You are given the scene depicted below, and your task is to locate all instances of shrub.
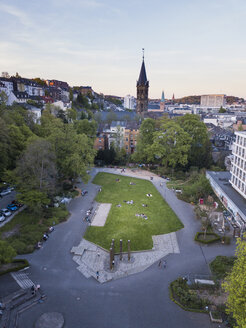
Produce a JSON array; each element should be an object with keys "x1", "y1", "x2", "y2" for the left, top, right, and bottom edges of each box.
[
  {"x1": 194, "y1": 232, "x2": 221, "y2": 244},
  {"x1": 0, "y1": 240, "x2": 16, "y2": 264},
  {"x1": 170, "y1": 277, "x2": 209, "y2": 311},
  {"x1": 210, "y1": 256, "x2": 236, "y2": 280}
]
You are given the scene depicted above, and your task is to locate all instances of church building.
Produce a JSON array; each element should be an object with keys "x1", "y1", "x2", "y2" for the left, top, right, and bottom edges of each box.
[{"x1": 136, "y1": 50, "x2": 149, "y2": 115}]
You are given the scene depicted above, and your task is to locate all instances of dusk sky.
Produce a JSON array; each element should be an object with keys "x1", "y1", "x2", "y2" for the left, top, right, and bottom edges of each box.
[{"x1": 0, "y1": 0, "x2": 245, "y2": 99}]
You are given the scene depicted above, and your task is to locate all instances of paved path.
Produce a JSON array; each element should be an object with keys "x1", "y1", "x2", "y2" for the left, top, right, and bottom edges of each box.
[{"x1": 1, "y1": 167, "x2": 236, "y2": 328}]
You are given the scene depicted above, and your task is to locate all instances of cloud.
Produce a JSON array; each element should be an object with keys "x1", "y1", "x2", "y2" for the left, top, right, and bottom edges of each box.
[{"x1": 0, "y1": 3, "x2": 32, "y2": 27}]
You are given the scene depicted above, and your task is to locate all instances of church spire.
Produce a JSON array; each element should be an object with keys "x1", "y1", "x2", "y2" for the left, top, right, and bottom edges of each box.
[{"x1": 136, "y1": 49, "x2": 149, "y2": 115}]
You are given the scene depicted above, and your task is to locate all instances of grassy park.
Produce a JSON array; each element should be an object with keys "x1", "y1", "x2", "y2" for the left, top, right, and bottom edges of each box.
[{"x1": 84, "y1": 173, "x2": 183, "y2": 252}]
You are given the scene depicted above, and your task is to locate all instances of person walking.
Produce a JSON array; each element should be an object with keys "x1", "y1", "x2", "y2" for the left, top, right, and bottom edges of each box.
[
  {"x1": 158, "y1": 260, "x2": 162, "y2": 268},
  {"x1": 163, "y1": 260, "x2": 167, "y2": 269},
  {"x1": 96, "y1": 271, "x2": 99, "y2": 280}
]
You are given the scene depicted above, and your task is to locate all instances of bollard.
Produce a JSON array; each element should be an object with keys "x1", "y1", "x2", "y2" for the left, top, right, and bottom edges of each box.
[
  {"x1": 128, "y1": 240, "x2": 131, "y2": 261},
  {"x1": 120, "y1": 239, "x2": 123, "y2": 261},
  {"x1": 112, "y1": 239, "x2": 115, "y2": 256},
  {"x1": 110, "y1": 248, "x2": 113, "y2": 270}
]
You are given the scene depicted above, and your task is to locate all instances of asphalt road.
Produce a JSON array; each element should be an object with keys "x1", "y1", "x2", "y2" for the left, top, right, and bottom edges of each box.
[{"x1": 0, "y1": 168, "x2": 236, "y2": 327}]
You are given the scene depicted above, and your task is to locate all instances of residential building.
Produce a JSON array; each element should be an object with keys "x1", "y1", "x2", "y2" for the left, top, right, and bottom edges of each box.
[
  {"x1": 200, "y1": 94, "x2": 226, "y2": 107},
  {"x1": 94, "y1": 133, "x2": 108, "y2": 151},
  {"x1": 108, "y1": 121, "x2": 126, "y2": 149},
  {"x1": 124, "y1": 95, "x2": 135, "y2": 110},
  {"x1": 124, "y1": 122, "x2": 139, "y2": 154},
  {"x1": 0, "y1": 77, "x2": 14, "y2": 96},
  {"x1": 230, "y1": 131, "x2": 246, "y2": 200},
  {"x1": 136, "y1": 52, "x2": 149, "y2": 115},
  {"x1": 46, "y1": 79, "x2": 69, "y2": 91}
]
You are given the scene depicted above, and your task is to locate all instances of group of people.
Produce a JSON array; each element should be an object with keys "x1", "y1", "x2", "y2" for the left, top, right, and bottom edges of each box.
[{"x1": 135, "y1": 213, "x2": 148, "y2": 220}]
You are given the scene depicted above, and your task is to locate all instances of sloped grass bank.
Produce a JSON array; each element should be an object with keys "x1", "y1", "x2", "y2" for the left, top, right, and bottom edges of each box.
[
  {"x1": 84, "y1": 172, "x2": 183, "y2": 252},
  {"x1": 0, "y1": 206, "x2": 69, "y2": 254}
]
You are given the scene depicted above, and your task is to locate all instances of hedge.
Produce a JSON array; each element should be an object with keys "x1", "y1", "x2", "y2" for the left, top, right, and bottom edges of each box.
[
  {"x1": 0, "y1": 259, "x2": 29, "y2": 276},
  {"x1": 169, "y1": 285, "x2": 208, "y2": 314},
  {"x1": 194, "y1": 232, "x2": 221, "y2": 244}
]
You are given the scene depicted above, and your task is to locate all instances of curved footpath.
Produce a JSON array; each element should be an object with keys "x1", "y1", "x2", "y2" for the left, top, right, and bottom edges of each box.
[{"x1": 1, "y1": 168, "x2": 236, "y2": 328}]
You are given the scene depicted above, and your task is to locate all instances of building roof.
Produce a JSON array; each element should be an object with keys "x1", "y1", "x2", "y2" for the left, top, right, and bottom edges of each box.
[
  {"x1": 111, "y1": 121, "x2": 127, "y2": 128},
  {"x1": 126, "y1": 121, "x2": 140, "y2": 130},
  {"x1": 148, "y1": 104, "x2": 160, "y2": 110},
  {"x1": 207, "y1": 171, "x2": 246, "y2": 219},
  {"x1": 137, "y1": 60, "x2": 148, "y2": 86}
]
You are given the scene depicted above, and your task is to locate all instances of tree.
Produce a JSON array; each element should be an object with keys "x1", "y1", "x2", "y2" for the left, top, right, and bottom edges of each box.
[
  {"x1": 132, "y1": 118, "x2": 156, "y2": 163},
  {"x1": 149, "y1": 119, "x2": 191, "y2": 168},
  {"x1": 1, "y1": 72, "x2": 10, "y2": 78},
  {"x1": 223, "y1": 237, "x2": 246, "y2": 327},
  {"x1": 0, "y1": 241, "x2": 16, "y2": 264},
  {"x1": 219, "y1": 106, "x2": 227, "y2": 113},
  {"x1": 0, "y1": 91, "x2": 8, "y2": 105},
  {"x1": 0, "y1": 118, "x2": 10, "y2": 175},
  {"x1": 177, "y1": 114, "x2": 212, "y2": 168},
  {"x1": 74, "y1": 119, "x2": 97, "y2": 139},
  {"x1": 32, "y1": 77, "x2": 47, "y2": 87},
  {"x1": 15, "y1": 139, "x2": 57, "y2": 211}
]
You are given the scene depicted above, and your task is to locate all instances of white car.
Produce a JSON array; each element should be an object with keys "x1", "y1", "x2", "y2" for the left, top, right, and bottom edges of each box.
[
  {"x1": 0, "y1": 189, "x2": 11, "y2": 196},
  {"x1": 0, "y1": 215, "x2": 5, "y2": 222},
  {"x1": 1, "y1": 208, "x2": 11, "y2": 217}
]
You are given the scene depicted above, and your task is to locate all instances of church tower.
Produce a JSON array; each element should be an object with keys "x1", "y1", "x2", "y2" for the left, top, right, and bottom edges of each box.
[
  {"x1": 136, "y1": 49, "x2": 149, "y2": 115},
  {"x1": 160, "y1": 90, "x2": 165, "y2": 111}
]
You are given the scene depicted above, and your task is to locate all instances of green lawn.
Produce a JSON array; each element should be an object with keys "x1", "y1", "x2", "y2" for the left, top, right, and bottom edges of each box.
[{"x1": 84, "y1": 173, "x2": 183, "y2": 252}]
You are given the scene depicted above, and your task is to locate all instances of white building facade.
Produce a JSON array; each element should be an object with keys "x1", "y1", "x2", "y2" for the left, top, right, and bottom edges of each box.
[
  {"x1": 124, "y1": 95, "x2": 135, "y2": 110},
  {"x1": 230, "y1": 131, "x2": 246, "y2": 199},
  {"x1": 201, "y1": 94, "x2": 226, "y2": 107}
]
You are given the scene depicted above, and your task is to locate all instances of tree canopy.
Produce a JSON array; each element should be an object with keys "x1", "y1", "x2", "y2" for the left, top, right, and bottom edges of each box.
[{"x1": 223, "y1": 237, "x2": 246, "y2": 327}]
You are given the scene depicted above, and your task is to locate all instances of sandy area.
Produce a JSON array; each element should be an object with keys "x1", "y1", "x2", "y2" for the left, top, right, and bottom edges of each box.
[{"x1": 91, "y1": 203, "x2": 112, "y2": 227}]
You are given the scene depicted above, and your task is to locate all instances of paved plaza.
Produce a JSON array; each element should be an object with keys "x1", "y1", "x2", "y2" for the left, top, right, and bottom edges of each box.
[
  {"x1": 0, "y1": 167, "x2": 237, "y2": 328},
  {"x1": 71, "y1": 232, "x2": 180, "y2": 283}
]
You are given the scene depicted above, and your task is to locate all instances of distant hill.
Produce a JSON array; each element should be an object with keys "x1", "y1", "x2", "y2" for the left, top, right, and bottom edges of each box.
[
  {"x1": 172, "y1": 95, "x2": 245, "y2": 105},
  {"x1": 173, "y1": 95, "x2": 201, "y2": 105},
  {"x1": 226, "y1": 96, "x2": 245, "y2": 104}
]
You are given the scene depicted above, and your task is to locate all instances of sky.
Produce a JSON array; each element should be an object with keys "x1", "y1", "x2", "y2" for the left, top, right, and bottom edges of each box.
[{"x1": 0, "y1": 0, "x2": 246, "y2": 99}]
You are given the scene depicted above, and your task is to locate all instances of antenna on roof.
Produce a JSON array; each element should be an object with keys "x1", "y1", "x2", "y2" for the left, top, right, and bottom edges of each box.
[{"x1": 142, "y1": 48, "x2": 145, "y2": 60}]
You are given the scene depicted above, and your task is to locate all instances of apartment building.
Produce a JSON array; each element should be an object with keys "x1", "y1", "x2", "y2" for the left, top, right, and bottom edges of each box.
[
  {"x1": 230, "y1": 131, "x2": 246, "y2": 199},
  {"x1": 201, "y1": 94, "x2": 226, "y2": 108},
  {"x1": 124, "y1": 122, "x2": 139, "y2": 155}
]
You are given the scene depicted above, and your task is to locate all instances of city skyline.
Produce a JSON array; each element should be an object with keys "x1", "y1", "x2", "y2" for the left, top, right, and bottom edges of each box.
[{"x1": 0, "y1": 0, "x2": 246, "y2": 99}]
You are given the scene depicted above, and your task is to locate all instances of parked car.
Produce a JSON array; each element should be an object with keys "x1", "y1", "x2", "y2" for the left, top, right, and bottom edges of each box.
[
  {"x1": 1, "y1": 208, "x2": 12, "y2": 217},
  {"x1": 11, "y1": 200, "x2": 23, "y2": 208},
  {"x1": 0, "y1": 189, "x2": 11, "y2": 196},
  {"x1": 0, "y1": 215, "x2": 5, "y2": 222},
  {"x1": 7, "y1": 204, "x2": 18, "y2": 211},
  {"x1": 81, "y1": 190, "x2": 88, "y2": 196}
]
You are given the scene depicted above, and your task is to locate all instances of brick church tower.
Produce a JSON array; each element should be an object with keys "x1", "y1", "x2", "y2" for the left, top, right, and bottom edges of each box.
[{"x1": 136, "y1": 49, "x2": 149, "y2": 115}]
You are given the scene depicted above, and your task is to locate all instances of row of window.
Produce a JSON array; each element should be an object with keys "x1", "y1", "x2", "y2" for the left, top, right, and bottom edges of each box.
[
  {"x1": 233, "y1": 155, "x2": 246, "y2": 170},
  {"x1": 234, "y1": 145, "x2": 246, "y2": 158},
  {"x1": 235, "y1": 135, "x2": 246, "y2": 148},
  {"x1": 231, "y1": 174, "x2": 246, "y2": 194},
  {"x1": 232, "y1": 164, "x2": 246, "y2": 181}
]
